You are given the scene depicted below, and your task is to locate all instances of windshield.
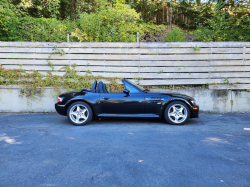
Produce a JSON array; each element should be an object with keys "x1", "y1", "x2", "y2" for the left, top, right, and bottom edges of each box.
[{"x1": 125, "y1": 79, "x2": 146, "y2": 92}]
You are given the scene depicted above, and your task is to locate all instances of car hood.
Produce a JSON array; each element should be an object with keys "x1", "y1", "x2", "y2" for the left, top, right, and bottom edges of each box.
[{"x1": 167, "y1": 93, "x2": 195, "y2": 100}]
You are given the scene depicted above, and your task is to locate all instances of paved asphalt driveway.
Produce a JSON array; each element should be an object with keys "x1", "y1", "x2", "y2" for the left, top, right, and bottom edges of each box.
[{"x1": 0, "y1": 113, "x2": 250, "y2": 187}]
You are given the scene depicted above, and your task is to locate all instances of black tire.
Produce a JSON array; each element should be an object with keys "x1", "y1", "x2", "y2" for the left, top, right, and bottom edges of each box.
[
  {"x1": 67, "y1": 101, "x2": 93, "y2": 126},
  {"x1": 164, "y1": 101, "x2": 190, "y2": 125}
]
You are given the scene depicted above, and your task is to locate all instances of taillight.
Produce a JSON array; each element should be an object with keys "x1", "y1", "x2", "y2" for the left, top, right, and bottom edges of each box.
[{"x1": 58, "y1": 97, "x2": 63, "y2": 102}]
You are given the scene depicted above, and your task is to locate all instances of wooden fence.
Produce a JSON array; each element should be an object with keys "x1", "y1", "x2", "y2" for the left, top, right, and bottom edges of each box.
[{"x1": 0, "y1": 42, "x2": 250, "y2": 89}]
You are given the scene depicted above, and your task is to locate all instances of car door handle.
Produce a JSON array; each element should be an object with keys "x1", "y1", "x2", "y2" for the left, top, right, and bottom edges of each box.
[{"x1": 103, "y1": 97, "x2": 110, "y2": 100}]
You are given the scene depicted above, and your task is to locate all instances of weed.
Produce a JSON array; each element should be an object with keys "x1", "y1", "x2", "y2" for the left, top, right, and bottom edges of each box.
[
  {"x1": 223, "y1": 78, "x2": 229, "y2": 84},
  {"x1": 71, "y1": 63, "x2": 77, "y2": 68},
  {"x1": 86, "y1": 70, "x2": 92, "y2": 74},
  {"x1": 52, "y1": 45, "x2": 66, "y2": 56},
  {"x1": 193, "y1": 46, "x2": 200, "y2": 51},
  {"x1": 165, "y1": 26, "x2": 185, "y2": 42},
  {"x1": 47, "y1": 60, "x2": 54, "y2": 71}
]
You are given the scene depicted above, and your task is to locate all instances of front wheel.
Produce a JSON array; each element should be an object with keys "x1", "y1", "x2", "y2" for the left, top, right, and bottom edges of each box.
[
  {"x1": 164, "y1": 101, "x2": 190, "y2": 125},
  {"x1": 67, "y1": 101, "x2": 93, "y2": 126}
]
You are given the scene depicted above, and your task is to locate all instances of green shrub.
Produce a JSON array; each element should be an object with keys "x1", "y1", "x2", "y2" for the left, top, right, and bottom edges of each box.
[
  {"x1": 194, "y1": 26, "x2": 213, "y2": 42},
  {"x1": 194, "y1": 10, "x2": 250, "y2": 42},
  {"x1": 72, "y1": 2, "x2": 140, "y2": 42},
  {"x1": 165, "y1": 26, "x2": 186, "y2": 42},
  {"x1": 0, "y1": 0, "x2": 18, "y2": 41},
  {"x1": 138, "y1": 23, "x2": 166, "y2": 42},
  {"x1": 1, "y1": 0, "x2": 165, "y2": 43},
  {"x1": 2, "y1": 16, "x2": 77, "y2": 42}
]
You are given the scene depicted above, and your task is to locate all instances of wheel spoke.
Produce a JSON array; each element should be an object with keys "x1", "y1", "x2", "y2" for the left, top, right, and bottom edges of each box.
[
  {"x1": 81, "y1": 109, "x2": 87, "y2": 114},
  {"x1": 76, "y1": 106, "x2": 80, "y2": 112},
  {"x1": 169, "y1": 112, "x2": 175, "y2": 117},
  {"x1": 76, "y1": 115, "x2": 80, "y2": 122},
  {"x1": 172, "y1": 106, "x2": 177, "y2": 112},
  {"x1": 178, "y1": 114, "x2": 184, "y2": 118},
  {"x1": 71, "y1": 112, "x2": 78, "y2": 117},
  {"x1": 174, "y1": 116, "x2": 179, "y2": 122},
  {"x1": 81, "y1": 114, "x2": 87, "y2": 119}
]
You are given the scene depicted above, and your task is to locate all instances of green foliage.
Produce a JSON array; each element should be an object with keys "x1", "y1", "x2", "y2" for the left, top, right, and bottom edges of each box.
[
  {"x1": 194, "y1": 26, "x2": 213, "y2": 42},
  {"x1": 1, "y1": 0, "x2": 250, "y2": 42},
  {"x1": 165, "y1": 26, "x2": 185, "y2": 42},
  {"x1": 194, "y1": 4, "x2": 250, "y2": 42},
  {"x1": 0, "y1": 66, "x2": 212, "y2": 98},
  {"x1": 138, "y1": 23, "x2": 166, "y2": 42},
  {"x1": 0, "y1": 0, "x2": 20, "y2": 41},
  {"x1": 128, "y1": 0, "x2": 164, "y2": 24},
  {"x1": 158, "y1": 70, "x2": 163, "y2": 74},
  {"x1": 4, "y1": 16, "x2": 76, "y2": 42},
  {"x1": 71, "y1": 63, "x2": 77, "y2": 68},
  {"x1": 47, "y1": 60, "x2": 55, "y2": 71},
  {"x1": 0, "y1": 66, "x2": 125, "y2": 97},
  {"x1": 72, "y1": 2, "x2": 140, "y2": 42},
  {"x1": 26, "y1": 0, "x2": 60, "y2": 18},
  {"x1": 193, "y1": 46, "x2": 200, "y2": 51},
  {"x1": 223, "y1": 77, "x2": 230, "y2": 84},
  {"x1": 52, "y1": 45, "x2": 66, "y2": 55}
]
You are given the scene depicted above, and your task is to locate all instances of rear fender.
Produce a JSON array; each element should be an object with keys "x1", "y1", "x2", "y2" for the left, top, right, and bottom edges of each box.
[{"x1": 64, "y1": 97, "x2": 98, "y2": 114}]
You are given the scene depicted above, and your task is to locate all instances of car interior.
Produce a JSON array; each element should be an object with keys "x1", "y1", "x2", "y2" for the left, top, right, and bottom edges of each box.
[
  {"x1": 82, "y1": 80, "x2": 109, "y2": 93},
  {"x1": 96, "y1": 81, "x2": 109, "y2": 93}
]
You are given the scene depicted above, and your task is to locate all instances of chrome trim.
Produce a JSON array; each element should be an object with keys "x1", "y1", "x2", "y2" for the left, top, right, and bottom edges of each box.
[
  {"x1": 191, "y1": 100, "x2": 196, "y2": 106},
  {"x1": 98, "y1": 114, "x2": 160, "y2": 118},
  {"x1": 146, "y1": 97, "x2": 164, "y2": 101},
  {"x1": 57, "y1": 104, "x2": 65, "y2": 107}
]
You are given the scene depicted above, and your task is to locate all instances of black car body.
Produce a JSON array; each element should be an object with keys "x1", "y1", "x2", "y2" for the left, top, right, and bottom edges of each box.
[{"x1": 55, "y1": 79, "x2": 199, "y2": 125}]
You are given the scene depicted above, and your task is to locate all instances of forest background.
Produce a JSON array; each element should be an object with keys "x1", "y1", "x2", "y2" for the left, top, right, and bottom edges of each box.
[{"x1": 0, "y1": 0, "x2": 250, "y2": 42}]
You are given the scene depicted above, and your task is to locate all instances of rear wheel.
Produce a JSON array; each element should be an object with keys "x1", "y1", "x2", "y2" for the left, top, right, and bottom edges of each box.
[
  {"x1": 164, "y1": 101, "x2": 190, "y2": 125},
  {"x1": 67, "y1": 101, "x2": 93, "y2": 126}
]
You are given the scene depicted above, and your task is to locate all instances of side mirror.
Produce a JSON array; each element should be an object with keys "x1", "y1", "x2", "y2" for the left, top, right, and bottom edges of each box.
[{"x1": 123, "y1": 89, "x2": 130, "y2": 95}]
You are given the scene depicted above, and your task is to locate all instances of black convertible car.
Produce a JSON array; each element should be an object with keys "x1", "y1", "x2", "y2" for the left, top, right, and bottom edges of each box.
[{"x1": 55, "y1": 79, "x2": 199, "y2": 126}]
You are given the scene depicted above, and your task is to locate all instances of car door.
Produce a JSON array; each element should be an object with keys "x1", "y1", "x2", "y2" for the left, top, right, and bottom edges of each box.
[{"x1": 99, "y1": 82, "x2": 145, "y2": 114}]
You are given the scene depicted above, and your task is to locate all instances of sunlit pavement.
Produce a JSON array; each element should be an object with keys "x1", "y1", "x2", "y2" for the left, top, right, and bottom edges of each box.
[{"x1": 0, "y1": 113, "x2": 250, "y2": 187}]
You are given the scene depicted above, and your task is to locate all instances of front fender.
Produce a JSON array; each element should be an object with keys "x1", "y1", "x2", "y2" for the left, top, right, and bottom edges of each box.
[{"x1": 161, "y1": 97, "x2": 193, "y2": 116}]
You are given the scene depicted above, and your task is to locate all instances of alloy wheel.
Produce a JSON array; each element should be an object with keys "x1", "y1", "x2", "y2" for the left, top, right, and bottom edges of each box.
[
  {"x1": 168, "y1": 104, "x2": 188, "y2": 124},
  {"x1": 69, "y1": 104, "x2": 89, "y2": 124}
]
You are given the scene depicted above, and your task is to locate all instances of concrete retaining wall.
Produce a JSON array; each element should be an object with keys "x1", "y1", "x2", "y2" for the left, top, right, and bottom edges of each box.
[{"x1": 0, "y1": 85, "x2": 249, "y2": 113}]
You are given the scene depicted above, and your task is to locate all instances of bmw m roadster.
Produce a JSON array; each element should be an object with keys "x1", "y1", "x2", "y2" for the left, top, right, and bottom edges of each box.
[{"x1": 55, "y1": 79, "x2": 199, "y2": 126}]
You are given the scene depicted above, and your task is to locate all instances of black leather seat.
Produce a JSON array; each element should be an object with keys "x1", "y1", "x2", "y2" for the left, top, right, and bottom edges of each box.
[
  {"x1": 90, "y1": 80, "x2": 97, "y2": 93},
  {"x1": 96, "y1": 81, "x2": 104, "y2": 93},
  {"x1": 103, "y1": 83, "x2": 108, "y2": 93}
]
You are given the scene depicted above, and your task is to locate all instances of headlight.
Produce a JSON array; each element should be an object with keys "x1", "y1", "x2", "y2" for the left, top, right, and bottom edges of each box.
[{"x1": 191, "y1": 100, "x2": 196, "y2": 106}]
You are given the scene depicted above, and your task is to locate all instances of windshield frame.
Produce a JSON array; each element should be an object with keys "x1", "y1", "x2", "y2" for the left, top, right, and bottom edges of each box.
[{"x1": 124, "y1": 79, "x2": 146, "y2": 92}]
